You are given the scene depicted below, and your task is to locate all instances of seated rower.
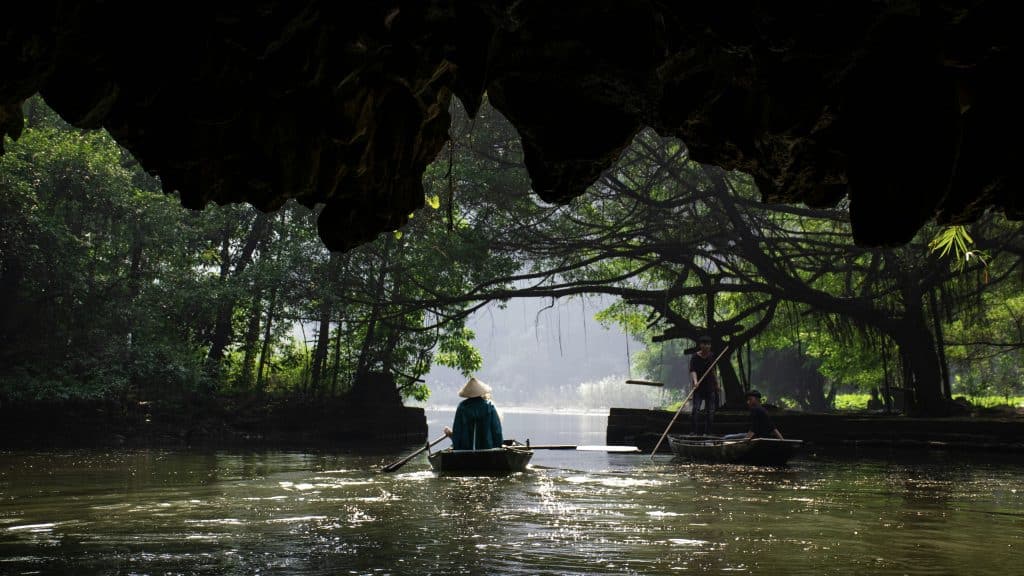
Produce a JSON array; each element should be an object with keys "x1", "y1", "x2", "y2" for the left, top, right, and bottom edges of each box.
[
  {"x1": 442, "y1": 377, "x2": 503, "y2": 450},
  {"x1": 723, "y1": 390, "x2": 784, "y2": 440}
]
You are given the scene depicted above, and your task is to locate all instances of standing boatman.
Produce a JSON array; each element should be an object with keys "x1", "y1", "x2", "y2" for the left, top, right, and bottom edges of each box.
[{"x1": 689, "y1": 335, "x2": 720, "y2": 435}]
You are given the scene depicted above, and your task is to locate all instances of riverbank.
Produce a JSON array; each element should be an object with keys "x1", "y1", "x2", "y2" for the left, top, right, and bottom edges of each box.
[
  {"x1": 7, "y1": 400, "x2": 1024, "y2": 454},
  {"x1": 0, "y1": 397, "x2": 426, "y2": 449},
  {"x1": 607, "y1": 407, "x2": 1024, "y2": 453}
]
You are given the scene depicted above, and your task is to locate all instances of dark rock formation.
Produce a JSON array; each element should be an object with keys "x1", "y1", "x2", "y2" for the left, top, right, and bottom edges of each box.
[
  {"x1": 2, "y1": 2, "x2": 1019, "y2": 250},
  {"x1": 0, "y1": 396, "x2": 427, "y2": 449}
]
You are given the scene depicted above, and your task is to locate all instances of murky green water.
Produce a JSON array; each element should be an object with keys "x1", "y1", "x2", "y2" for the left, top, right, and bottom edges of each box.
[{"x1": 1, "y1": 410, "x2": 1021, "y2": 575}]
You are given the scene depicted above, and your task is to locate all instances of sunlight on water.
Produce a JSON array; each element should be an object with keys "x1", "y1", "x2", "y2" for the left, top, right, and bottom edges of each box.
[
  {"x1": 1, "y1": 415, "x2": 1023, "y2": 575},
  {"x1": 7, "y1": 523, "x2": 59, "y2": 532},
  {"x1": 266, "y1": 515, "x2": 329, "y2": 523},
  {"x1": 666, "y1": 538, "x2": 709, "y2": 546},
  {"x1": 563, "y1": 474, "x2": 663, "y2": 488}
]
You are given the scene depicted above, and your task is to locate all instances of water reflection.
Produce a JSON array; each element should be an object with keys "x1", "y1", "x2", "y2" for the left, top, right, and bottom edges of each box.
[{"x1": 2, "y1": 415, "x2": 1023, "y2": 575}]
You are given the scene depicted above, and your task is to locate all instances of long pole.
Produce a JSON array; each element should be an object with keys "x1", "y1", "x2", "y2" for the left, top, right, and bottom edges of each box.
[{"x1": 649, "y1": 345, "x2": 729, "y2": 460}]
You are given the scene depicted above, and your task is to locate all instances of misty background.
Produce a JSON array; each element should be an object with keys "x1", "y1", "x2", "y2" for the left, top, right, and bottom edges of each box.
[{"x1": 421, "y1": 295, "x2": 664, "y2": 410}]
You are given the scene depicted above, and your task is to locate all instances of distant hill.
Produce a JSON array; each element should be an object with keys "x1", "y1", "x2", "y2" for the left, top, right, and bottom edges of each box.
[{"x1": 423, "y1": 296, "x2": 656, "y2": 410}]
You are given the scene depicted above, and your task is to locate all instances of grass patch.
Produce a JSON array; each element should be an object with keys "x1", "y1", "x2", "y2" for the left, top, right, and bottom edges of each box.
[
  {"x1": 662, "y1": 394, "x2": 1023, "y2": 412},
  {"x1": 961, "y1": 395, "x2": 1024, "y2": 408},
  {"x1": 833, "y1": 393, "x2": 1023, "y2": 410},
  {"x1": 834, "y1": 394, "x2": 871, "y2": 411},
  {"x1": 662, "y1": 401, "x2": 683, "y2": 413}
]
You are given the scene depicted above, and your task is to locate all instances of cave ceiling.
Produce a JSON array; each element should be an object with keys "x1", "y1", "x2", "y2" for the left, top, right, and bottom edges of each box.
[{"x1": 1, "y1": 1, "x2": 1019, "y2": 251}]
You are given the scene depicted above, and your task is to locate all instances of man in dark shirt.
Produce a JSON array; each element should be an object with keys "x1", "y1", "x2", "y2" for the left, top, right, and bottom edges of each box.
[
  {"x1": 689, "y1": 335, "x2": 720, "y2": 435},
  {"x1": 743, "y1": 390, "x2": 784, "y2": 440}
]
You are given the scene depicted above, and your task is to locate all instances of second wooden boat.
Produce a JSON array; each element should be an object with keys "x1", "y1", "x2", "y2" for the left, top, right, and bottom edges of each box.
[{"x1": 668, "y1": 434, "x2": 802, "y2": 466}]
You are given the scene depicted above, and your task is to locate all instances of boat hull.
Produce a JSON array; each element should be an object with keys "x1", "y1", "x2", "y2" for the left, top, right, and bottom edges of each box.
[
  {"x1": 668, "y1": 435, "x2": 802, "y2": 466},
  {"x1": 428, "y1": 446, "x2": 533, "y2": 474}
]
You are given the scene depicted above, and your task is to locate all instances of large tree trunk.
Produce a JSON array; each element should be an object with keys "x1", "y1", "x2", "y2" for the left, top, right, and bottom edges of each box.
[
  {"x1": 330, "y1": 319, "x2": 343, "y2": 395},
  {"x1": 237, "y1": 288, "x2": 263, "y2": 391},
  {"x1": 205, "y1": 229, "x2": 234, "y2": 372},
  {"x1": 123, "y1": 228, "x2": 145, "y2": 404},
  {"x1": 310, "y1": 253, "x2": 341, "y2": 395},
  {"x1": 255, "y1": 288, "x2": 278, "y2": 394},
  {"x1": 718, "y1": 355, "x2": 744, "y2": 407},
  {"x1": 379, "y1": 256, "x2": 406, "y2": 377},
  {"x1": 708, "y1": 168, "x2": 948, "y2": 412},
  {"x1": 882, "y1": 343, "x2": 893, "y2": 413},
  {"x1": 205, "y1": 213, "x2": 271, "y2": 373},
  {"x1": 895, "y1": 289, "x2": 946, "y2": 415},
  {"x1": 309, "y1": 314, "x2": 332, "y2": 395},
  {"x1": 381, "y1": 324, "x2": 401, "y2": 376},
  {"x1": 355, "y1": 300, "x2": 382, "y2": 379},
  {"x1": 798, "y1": 370, "x2": 833, "y2": 411},
  {"x1": 928, "y1": 288, "x2": 953, "y2": 400},
  {"x1": 355, "y1": 237, "x2": 392, "y2": 378},
  {"x1": 720, "y1": 300, "x2": 779, "y2": 406}
]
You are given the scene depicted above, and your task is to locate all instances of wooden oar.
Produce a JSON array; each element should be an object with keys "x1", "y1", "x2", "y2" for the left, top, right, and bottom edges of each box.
[
  {"x1": 381, "y1": 434, "x2": 448, "y2": 473},
  {"x1": 649, "y1": 345, "x2": 729, "y2": 460},
  {"x1": 625, "y1": 379, "x2": 664, "y2": 387},
  {"x1": 528, "y1": 444, "x2": 641, "y2": 452}
]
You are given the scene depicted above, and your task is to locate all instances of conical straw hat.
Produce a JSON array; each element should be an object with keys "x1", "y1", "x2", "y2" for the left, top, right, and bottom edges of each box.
[{"x1": 458, "y1": 377, "x2": 492, "y2": 398}]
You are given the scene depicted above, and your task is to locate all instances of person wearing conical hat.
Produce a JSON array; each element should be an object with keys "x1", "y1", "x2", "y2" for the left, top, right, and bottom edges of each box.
[{"x1": 442, "y1": 377, "x2": 503, "y2": 450}]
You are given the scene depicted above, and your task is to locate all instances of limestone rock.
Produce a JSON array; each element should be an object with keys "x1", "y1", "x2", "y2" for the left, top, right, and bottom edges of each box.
[{"x1": 2, "y1": 1, "x2": 1019, "y2": 250}]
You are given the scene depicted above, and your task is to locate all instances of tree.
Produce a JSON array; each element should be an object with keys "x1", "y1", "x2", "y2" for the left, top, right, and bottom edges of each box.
[{"x1": 425, "y1": 106, "x2": 1023, "y2": 414}]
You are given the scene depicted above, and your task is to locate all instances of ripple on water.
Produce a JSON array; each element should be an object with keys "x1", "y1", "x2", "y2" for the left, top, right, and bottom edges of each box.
[
  {"x1": 7, "y1": 522, "x2": 59, "y2": 532},
  {"x1": 666, "y1": 537, "x2": 709, "y2": 546},
  {"x1": 265, "y1": 515, "x2": 328, "y2": 524},
  {"x1": 183, "y1": 518, "x2": 246, "y2": 526},
  {"x1": 562, "y1": 474, "x2": 662, "y2": 488},
  {"x1": 3, "y1": 447, "x2": 1024, "y2": 576}
]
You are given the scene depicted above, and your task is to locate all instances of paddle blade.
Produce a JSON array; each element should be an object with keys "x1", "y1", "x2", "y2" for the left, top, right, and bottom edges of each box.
[
  {"x1": 381, "y1": 454, "x2": 419, "y2": 473},
  {"x1": 381, "y1": 434, "x2": 448, "y2": 473},
  {"x1": 576, "y1": 445, "x2": 641, "y2": 453}
]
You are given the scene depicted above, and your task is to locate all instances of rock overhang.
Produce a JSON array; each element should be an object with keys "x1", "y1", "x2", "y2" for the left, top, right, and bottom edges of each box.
[{"x1": 1, "y1": 1, "x2": 1018, "y2": 251}]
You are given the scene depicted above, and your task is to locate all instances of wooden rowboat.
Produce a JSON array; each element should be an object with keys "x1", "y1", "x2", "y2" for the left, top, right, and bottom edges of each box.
[
  {"x1": 668, "y1": 434, "x2": 802, "y2": 466},
  {"x1": 428, "y1": 445, "x2": 533, "y2": 474}
]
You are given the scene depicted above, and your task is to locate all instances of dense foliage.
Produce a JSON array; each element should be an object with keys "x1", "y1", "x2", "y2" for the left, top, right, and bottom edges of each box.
[
  {"x1": 0, "y1": 98, "x2": 516, "y2": 404},
  {"x1": 434, "y1": 107, "x2": 1024, "y2": 414},
  {"x1": 2, "y1": 96, "x2": 1021, "y2": 415}
]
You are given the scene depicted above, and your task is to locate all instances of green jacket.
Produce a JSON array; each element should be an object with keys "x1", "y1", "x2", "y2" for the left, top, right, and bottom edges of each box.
[{"x1": 451, "y1": 397, "x2": 503, "y2": 450}]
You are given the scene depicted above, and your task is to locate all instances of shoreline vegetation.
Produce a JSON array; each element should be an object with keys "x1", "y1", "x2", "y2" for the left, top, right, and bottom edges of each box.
[
  {"x1": 830, "y1": 393, "x2": 1024, "y2": 411},
  {"x1": 655, "y1": 393, "x2": 1024, "y2": 416},
  {"x1": 2, "y1": 394, "x2": 1021, "y2": 452}
]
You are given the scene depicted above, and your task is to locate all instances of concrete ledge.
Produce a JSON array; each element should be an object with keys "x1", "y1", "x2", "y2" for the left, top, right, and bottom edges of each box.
[{"x1": 607, "y1": 407, "x2": 1024, "y2": 454}]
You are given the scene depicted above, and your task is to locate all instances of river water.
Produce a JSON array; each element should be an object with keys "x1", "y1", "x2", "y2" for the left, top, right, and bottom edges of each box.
[{"x1": 1, "y1": 409, "x2": 1021, "y2": 575}]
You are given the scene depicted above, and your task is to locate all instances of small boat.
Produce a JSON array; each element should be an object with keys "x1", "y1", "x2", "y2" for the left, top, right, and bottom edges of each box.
[
  {"x1": 668, "y1": 434, "x2": 802, "y2": 466},
  {"x1": 428, "y1": 444, "x2": 533, "y2": 474}
]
